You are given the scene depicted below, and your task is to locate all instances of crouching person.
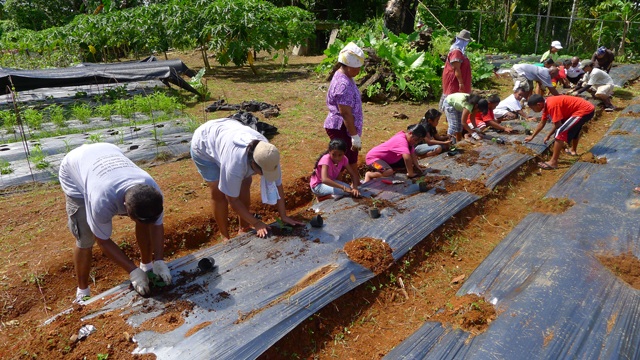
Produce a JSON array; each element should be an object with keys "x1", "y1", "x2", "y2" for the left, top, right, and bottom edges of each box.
[{"x1": 59, "y1": 143, "x2": 171, "y2": 303}]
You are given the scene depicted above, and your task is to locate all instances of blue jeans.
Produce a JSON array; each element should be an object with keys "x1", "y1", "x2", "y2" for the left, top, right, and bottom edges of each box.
[
  {"x1": 311, "y1": 180, "x2": 350, "y2": 197},
  {"x1": 414, "y1": 143, "x2": 442, "y2": 156}
]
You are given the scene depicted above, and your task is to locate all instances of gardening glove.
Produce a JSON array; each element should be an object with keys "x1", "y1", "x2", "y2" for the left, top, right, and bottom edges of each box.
[
  {"x1": 351, "y1": 135, "x2": 362, "y2": 151},
  {"x1": 129, "y1": 268, "x2": 150, "y2": 296},
  {"x1": 152, "y1": 260, "x2": 172, "y2": 285}
]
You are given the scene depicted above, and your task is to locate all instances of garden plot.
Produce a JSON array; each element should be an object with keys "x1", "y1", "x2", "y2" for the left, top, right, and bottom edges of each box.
[
  {"x1": 385, "y1": 106, "x2": 640, "y2": 359},
  {"x1": 0, "y1": 84, "x2": 196, "y2": 188},
  {"x1": 54, "y1": 115, "x2": 564, "y2": 359}
]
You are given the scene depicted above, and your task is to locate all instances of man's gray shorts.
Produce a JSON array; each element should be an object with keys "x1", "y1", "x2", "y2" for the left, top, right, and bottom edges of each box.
[
  {"x1": 65, "y1": 196, "x2": 95, "y2": 248},
  {"x1": 510, "y1": 68, "x2": 533, "y2": 92}
]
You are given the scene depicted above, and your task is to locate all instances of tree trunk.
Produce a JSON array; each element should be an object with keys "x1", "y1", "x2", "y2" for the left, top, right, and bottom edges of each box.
[
  {"x1": 619, "y1": 20, "x2": 628, "y2": 60},
  {"x1": 566, "y1": 0, "x2": 579, "y2": 49},
  {"x1": 383, "y1": 0, "x2": 419, "y2": 35}
]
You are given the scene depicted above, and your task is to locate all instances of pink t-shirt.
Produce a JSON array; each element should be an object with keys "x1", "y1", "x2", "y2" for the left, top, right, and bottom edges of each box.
[
  {"x1": 366, "y1": 131, "x2": 413, "y2": 165},
  {"x1": 309, "y1": 153, "x2": 349, "y2": 189}
]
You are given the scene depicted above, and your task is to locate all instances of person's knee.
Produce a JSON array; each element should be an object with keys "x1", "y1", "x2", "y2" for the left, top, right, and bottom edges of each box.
[{"x1": 381, "y1": 169, "x2": 394, "y2": 177}]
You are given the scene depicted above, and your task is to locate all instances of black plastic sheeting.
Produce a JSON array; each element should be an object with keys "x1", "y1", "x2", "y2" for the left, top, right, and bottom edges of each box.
[
  {"x1": 63, "y1": 117, "x2": 559, "y2": 359},
  {"x1": 0, "y1": 56, "x2": 199, "y2": 95},
  {"x1": 385, "y1": 107, "x2": 640, "y2": 359}
]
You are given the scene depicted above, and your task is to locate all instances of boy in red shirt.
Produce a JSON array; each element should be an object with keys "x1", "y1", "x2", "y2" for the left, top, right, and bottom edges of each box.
[{"x1": 525, "y1": 95, "x2": 595, "y2": 170}]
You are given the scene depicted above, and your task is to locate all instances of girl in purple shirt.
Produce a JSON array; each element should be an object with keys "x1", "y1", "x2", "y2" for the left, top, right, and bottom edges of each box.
[{"x1": 310, "y1": 139, "x2": 364, "y2": 199}]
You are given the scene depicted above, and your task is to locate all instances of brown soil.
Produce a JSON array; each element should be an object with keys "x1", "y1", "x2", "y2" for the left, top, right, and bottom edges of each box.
[
  {"x1": 429, "y1": 294, "x2": 497, "y2": 335},
  {"x1": 454, "y1": 149, "x2": 481, "y2": 166},
  {"x1": 343, "y1": 238, "x2": 394, "y2": 275},
  {"x1": 139, "y1": 300, "x2": 194, "y2": 334},
  {"x1": 581, "y1": 152, "x2": 608, "y2": 164},
  {"x1": 513, "y1": 142, "x2": 539, "y2": 156},
  {"x1": 444, "y1": 178, "x2": 491, "y2": 196},
  {"x1": 529, "y1": 197, "x2": 575, "y2": 214},
  {"x1": 184, "y1": 321, "x2": 213, "y2": 338},
  {"x1": 609, "y1": 130, "x2": 630, "y2": 135},
  {"x1": 598, "y1": 252, "x2": 640, "y2": 288},
  {"x1": 0, "y1": 52, "x2": 637, "y2": 359}
]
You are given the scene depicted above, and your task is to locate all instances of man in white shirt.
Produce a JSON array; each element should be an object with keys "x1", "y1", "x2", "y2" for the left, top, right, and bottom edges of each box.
[
  {"x1": 59, "y1": 143, "x2": 172, "y2": 303},
  {"x1": 570, "y1": 60, "x2": 615, "y2": 111},
  {"x1": 565, "y1": 57, "x2": 585, "y2": 85},
  {"x1": 190, "y1": 118, "x2": 303, "y2": 240},
  {"x1": 493, "y1": 87, "x2": 537, "y2": 121},
  {"x1": 510, "y1": 63, "x2": 560, "y2": 99}
]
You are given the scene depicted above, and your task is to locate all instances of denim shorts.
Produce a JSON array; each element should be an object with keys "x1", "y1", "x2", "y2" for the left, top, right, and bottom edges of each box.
[
  {"x1": 414, "y1": 143, "x2": 442, "y2": 156},
  {"x1": 443, "y1": 102, "x2": 462, "y2": 135},
  {"x1": 190, "y1": 148, "x2": 221, "y2": 182},
  {"x1": 66, "y1": 196, "x2": 95, "y2": 248}
]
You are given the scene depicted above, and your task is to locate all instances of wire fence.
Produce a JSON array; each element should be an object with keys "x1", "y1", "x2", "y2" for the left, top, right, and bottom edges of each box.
[{"x1": 420, "y1": 7, "x2": 640, "y2": 59}]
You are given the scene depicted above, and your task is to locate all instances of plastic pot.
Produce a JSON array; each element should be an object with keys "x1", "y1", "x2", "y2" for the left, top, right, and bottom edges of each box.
[
  {"x1": 369, "y1": 208, "x2": 380, "y2": 219},
  {"x1": 198, "y1": 257, "x2": 215, "y2": 272},
  {"x1": 418, "y1": 182, "x2": 429, "y2": 192},
  {"x1": 310, "y1": 214, "x2": 323, "y2": 228}
]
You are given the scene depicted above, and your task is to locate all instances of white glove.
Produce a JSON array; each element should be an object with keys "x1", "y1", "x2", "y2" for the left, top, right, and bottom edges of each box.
[
  {"x1": 351, "y1": 135, "x2": 362, "y2": 151},
  {"x1": 153, "y1": 260, "x2": 172, "y2": 285},
  {"x1": 129, "y1": 268, "x2": 150, "y2": 296}
]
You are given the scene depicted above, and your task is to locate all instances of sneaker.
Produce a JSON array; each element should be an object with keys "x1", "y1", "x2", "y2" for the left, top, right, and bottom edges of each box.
[
  {"x1": 471, "y1": 132, "x2": 482, "y2": 140},
  {"x1": 604, "y1": 106, "x2": 615, "y2": 112},
  {"x1": 73, "y1": 294, "x2": 91, "y2": 305}
]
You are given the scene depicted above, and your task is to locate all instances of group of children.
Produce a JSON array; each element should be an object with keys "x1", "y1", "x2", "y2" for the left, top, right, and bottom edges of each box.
[{"x1": 309, "y1": 94, "x2": 514, "y2": 200}]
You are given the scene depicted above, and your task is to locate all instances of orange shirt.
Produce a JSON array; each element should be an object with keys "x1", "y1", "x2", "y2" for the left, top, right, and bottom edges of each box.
[{"x1": 541, "y1": 95, "x2": 595, "y2": 123}]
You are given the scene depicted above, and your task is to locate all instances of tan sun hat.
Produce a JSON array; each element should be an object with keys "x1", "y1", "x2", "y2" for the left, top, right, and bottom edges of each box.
[
  {"x1": 456, "y1": 29, "x2": 472, "y2": 42},
  {"x1": 338, "y1": 42, "x2": 365, "y2": 68},
  {"x1": 254, "y1": 141, "x2": 281, "y2": 182}
]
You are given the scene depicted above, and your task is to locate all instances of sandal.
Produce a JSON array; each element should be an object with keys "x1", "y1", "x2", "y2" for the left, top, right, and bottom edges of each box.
[
  {"x1": 538, "y1": 162, "x2": 557, "y2": 170},
  {"x1": 564, "y1": 149, "x2": 578, "y2": 156}
]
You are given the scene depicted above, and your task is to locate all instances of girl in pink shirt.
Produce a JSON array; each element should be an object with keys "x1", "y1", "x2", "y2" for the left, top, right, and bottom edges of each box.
[
  {"x1": 365, "y1": 124, "x2": 427, "y2": 182},
  {"x1": 310, "y1": 139, "x2": 364, "y2": 199}
]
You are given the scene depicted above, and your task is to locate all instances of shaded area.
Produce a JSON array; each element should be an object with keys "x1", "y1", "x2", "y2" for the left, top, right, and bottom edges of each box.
[{"x1": 0, "y1": 57, "x2": 199, "y2": 95}]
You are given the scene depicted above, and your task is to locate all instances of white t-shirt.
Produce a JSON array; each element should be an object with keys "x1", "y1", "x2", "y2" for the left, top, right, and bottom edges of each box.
[
  {"x1": 493, "y1": 94, "x2": 522, "y2": 118},
  {"x1": 513, "y1": 64, "x2": 553, "y2": 88},
  {"x1": 59, "y1": 143, "x2": 163, "y2": 240},
  {"x1": 566, "y1": 64, "x2": 584, "y2": 78},
  {"x1": 190, "y1": 118, "x2": 282, "y2": 198},
  {"x1": 585, "y1": 68, "x2": 613, "y2": 86}
]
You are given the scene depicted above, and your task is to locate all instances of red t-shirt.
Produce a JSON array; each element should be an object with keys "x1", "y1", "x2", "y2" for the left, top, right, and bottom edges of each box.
[
  {"x1": 442, "y1": 49, "x2": 471, "y2": 95},
  {"x1": 541, "y1": 95, "x2": 595, "y2": 123}
]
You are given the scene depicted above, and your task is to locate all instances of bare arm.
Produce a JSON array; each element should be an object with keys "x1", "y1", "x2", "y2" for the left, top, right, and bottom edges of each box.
[
  {"x1": 525, "y1": 118, "x2": 548, "y2": 142},
  {"x1": 275, "y1": 184, "x2": 304, "y2": 226},
  {"x1": 337, "y1": 104, "x2": 357, "y2": 136},
  {"x1": 96, "y1": 237, "x2": 137, "y2": 273},
  {"x1": 227, "y1": 195, "x2": 270, "y2": 237}
]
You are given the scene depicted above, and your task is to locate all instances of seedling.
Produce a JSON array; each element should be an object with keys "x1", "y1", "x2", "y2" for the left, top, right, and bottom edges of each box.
[
  {"x1": 275, "y1": 218, "x2": 293, "y2": 232},
  {"x1": 29, "y1": 144, "x2": 49, "y2": 169},
  {"x1": 369, "y1": 198, "x2": 381, "y2": 219},
  {"x1": 146, "y1": 271, "x2": 167, "y2": 288},
  {"x1": 0, "y1": 159, "x2": 13, "y2": 175}
]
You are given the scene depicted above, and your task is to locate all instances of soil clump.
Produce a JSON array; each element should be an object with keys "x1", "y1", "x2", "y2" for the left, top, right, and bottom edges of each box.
[{"x1": 343, "y1": 237, "x2": 394, "y2": 275}]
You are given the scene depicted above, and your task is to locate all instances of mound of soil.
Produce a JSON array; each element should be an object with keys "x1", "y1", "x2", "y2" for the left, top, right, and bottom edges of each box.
[
  {"x1": 430, "y1": 294, "x2": 496, "y2": 335},
  {"x1": 529, "y1": 197, "x2": 575, "y2": 214},
  {"x1": 513, "y1": 142, "x2": 538, "y2": 156},
  {"x1": 598, "y1": 252, "x2": 640, "y2": 288},
  {"x1": 581, "y1": 152, "x2": 607, "y2": 164},
  {"x1": 609, "y1": 130, "x2": 630, "y2": 135},
  {"x1": 355, "y1": 196, "x2": 404, "y2": 213},
  {"x1": 444, "y1": 178, "x2": 490, "y2": 196},
  {"x1": 454, "y1": 149, "x2": 481, "y2": 166},
  {"x1": 343, "y1": 237, "x2": 394, "y2": 275}
]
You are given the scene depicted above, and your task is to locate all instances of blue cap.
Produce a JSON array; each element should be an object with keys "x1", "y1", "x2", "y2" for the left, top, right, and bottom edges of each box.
[{"x1": 597, "y1": 46, "x2": 606, "y2": 55}]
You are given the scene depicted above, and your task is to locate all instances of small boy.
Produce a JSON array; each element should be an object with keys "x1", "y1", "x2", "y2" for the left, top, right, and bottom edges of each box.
[
  {"x1": 525, "y1": 94, "x2": 595, "y2": 169},
  {"x1": 466, "y1": 95, "x2": 514, "y2": 135}
]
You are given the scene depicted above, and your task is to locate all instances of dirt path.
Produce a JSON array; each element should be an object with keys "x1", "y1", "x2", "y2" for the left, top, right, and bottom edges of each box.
[{"x1": 0, "y1": 51, "x2": 637, "y2": 359}]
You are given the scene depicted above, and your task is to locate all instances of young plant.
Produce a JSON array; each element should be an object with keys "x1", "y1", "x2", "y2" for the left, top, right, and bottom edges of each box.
[
  {"x1": 0, "y1": 110, "x2": 17, "y2": 134},
  {"x1": 87, "y1": 133, "x2": 102, "y2": 144},
  {"x1": 72, "y1": 103, "x2": 92, "y2": 124},
  {"x1": 0, "y1": 159, "x2": 13, "y2": 175},
  {"x1": 47, "y1": 105, "x2": 66, "y2": 128},
  {"x1": 29, "y1": 144, "x2": 49, "y2": 169},
  {"x1": 23, "y1": 108, "x2": 43, "y2": 131}
]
